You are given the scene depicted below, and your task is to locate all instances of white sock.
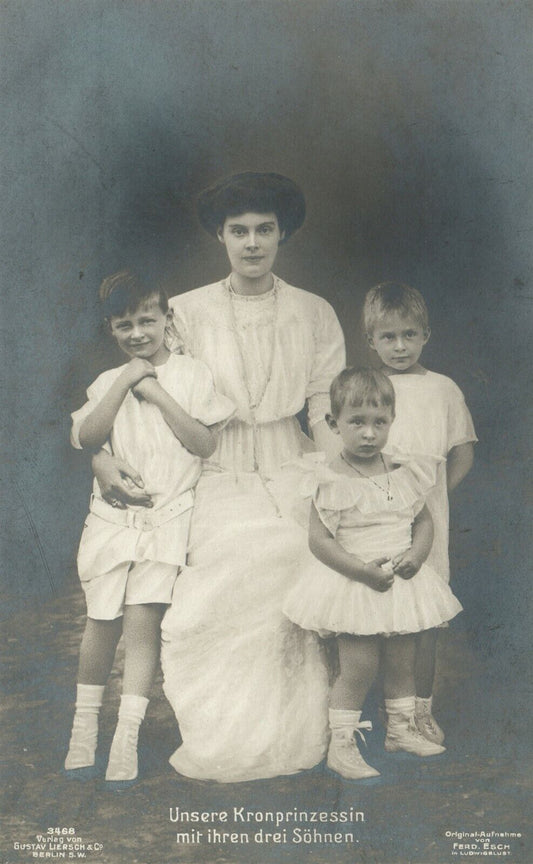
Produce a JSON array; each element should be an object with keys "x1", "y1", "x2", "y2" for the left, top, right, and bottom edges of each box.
[
  {"x1": 65, "y1": 684, "x2": 105, "y2": 769},
  {"x1": 75, "y1": 683, "x2": 105, "y2": 713},
  {"x1": 385, "y1": 696, "x2": 416, "y2": 718},
  {"x1": 329, "y1": 708, "x2": 362, "y2": 734},
  {"x1": 117, "y1": 693, "x2": 149, "y2": 724}
]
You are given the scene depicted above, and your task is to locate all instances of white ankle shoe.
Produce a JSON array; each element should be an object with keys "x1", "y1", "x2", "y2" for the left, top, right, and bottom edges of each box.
[
  {"x1": 385, "y1": 713, "x2": 446, "y2": 756},
  {"x1": 327, "y1": 724, "x2": 380, "y2": 780},
  {"x1": 64, "y1": 714, "x2": 98, "y2": 770},
  {"x1": 415, "y1": 709, "x2": 445, "y2": 745},
  {"x1": 105, "y1": 722, "x2": 140, "y2": 781}
]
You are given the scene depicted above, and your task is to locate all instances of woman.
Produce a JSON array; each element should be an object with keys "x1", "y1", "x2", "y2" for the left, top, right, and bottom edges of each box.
[{"x1": 95, "y1": 172, "x2": 346, "y2": 781}]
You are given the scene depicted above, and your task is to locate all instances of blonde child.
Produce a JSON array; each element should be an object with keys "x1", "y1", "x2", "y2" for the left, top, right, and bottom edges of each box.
[
  {"x1": 364, "y1": 282, "x2": 476, "y2": 744},
  {"x1": 283, "y1": 368, "x2": 463, "y2": 779},
  {"x1": 65, "y1": 271, "x2": 234, "y2": 783}
]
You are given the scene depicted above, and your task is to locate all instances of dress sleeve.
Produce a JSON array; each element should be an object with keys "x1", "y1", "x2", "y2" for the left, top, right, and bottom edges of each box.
[
  {"x1": 312, "y1": 469, "x2": 358, "y2": 536},
  {"x1": 446, "y1": 383, "x2": 478, "y2": 451},
  {"x1": 314, "y1": 496, "x2": 342, "y2": 536},
  {"x1": 70, "y1": 374, "x2": 112, "y2": 450},
  {"x1": 188, "y1": 359, "x2": 236, "y2": 427},
  {"x1": 390, "y1": 454, "x2": 439, "y2": 516},
  {"x1": 168, "y1": 298, "x2": 193, "y2": 356},
  {"x1": 306, "y1": 300, "x2": 346, "y2": 428},
  {"x1": 164, "y1": 316, "x2": 186, "y2": 355}
]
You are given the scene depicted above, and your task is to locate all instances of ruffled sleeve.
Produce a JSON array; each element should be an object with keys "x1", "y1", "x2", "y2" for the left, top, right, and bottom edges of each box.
[
  {"x1": 306, "y1": 300, "x2": 346, "y2": 428},
  {"x1": 446, "y1": 381, "x2": 478, "y2": 451},
  {"x1": 164, "y1": 316, "x2": 186, "y2": 355},
  {"x1": 314, "y1": 502, "x2": 341, "y2": 536},
  {"x1": 388, "y1": 454, "x2": 439, "y2": 515},
  {"x1": 290, "y1": 455, "x2": 359, "y2": 536},
  {"x1": 168, "y1": 300, "x2": 192, "y2": 356},
  {"x1": 281, "y1": 453, "x2": 342, "y2": 534},
  {"x1": 313, "y1": 454, "x2": 439, "y2": 524}
]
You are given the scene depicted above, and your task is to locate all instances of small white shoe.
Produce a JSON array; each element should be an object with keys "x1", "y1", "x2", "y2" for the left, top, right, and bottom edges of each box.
[
  {"x1": 327, "y1": 725, "x2": 380, "y2": 780},
  {"x1": 105, "y1": 722, "x2": 140, "y2": 781},
  {"x1": 385, "y1": 713, "x2": 446, "y2": 756},
  {"x1": 64, "y1": 714, "x2": 98, "y2": 770},
  {"x1": 415, "y1": 709, "x2": 445, "y2": 745}
]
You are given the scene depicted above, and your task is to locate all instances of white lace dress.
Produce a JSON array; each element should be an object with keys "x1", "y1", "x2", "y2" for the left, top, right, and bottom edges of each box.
[
  {"x1": 160, "y1": 276, "x2": 346, "y2": 781},
  {"x1": 283, "y1": 456, "x2": 463, "y2": 637}
]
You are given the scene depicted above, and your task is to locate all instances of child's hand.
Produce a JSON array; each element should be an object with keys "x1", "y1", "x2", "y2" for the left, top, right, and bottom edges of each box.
[
  {"x1": 360, "y1": 558, "x2": 394, "y2": 592},
  {"x1": 132, "y1": 376, "x2": 161, "y2": 401},
  {"x1": 124, "y1": 358, "x2": 157, "y2": 387},
  {"x1": 392, "y1": 549, "x2": 422, "y2": 579}
]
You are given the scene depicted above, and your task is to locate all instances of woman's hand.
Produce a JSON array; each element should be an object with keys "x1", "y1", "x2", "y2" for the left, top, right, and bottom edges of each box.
[
  {"x1": 91, "y1": 450, "x2": 152, "y2": 508},
  {"x1": 391, "y1": 549, "x2": 421, "y2": 580},
  {"x1": 360, "y1": 558, "x2": 394, "y2": 592}
]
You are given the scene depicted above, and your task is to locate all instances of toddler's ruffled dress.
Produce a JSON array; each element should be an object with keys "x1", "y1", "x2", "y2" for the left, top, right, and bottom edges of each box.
[{"x1": 283, "y1": 456, "x2": 463, "y2": 637}]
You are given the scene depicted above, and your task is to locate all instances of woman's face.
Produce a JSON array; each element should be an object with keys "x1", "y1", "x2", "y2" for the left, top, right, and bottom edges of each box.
[{"x1": 217, "y1": 212, "x2": 284, "y2": 279}]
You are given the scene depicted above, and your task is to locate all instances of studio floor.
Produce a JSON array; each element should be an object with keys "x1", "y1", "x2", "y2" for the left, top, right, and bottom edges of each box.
[{"x1": 1, "y1": 590, "x2": 531, "y2": 864}]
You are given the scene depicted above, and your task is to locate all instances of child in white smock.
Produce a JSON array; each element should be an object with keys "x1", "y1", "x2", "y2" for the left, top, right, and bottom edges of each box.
[
  {"x1": 283, "y1": 368, "x2": 462, "y2": 780},
  {"x1": 65, "y1": 271, "x2": 234, "y2": 783},
  {"x1": 364, "y1": 282, "x2": 476, "y2": 745}
]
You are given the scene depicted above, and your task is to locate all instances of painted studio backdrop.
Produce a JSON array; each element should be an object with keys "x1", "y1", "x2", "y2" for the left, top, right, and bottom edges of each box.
[{"x1": 1, "y1": 1, "x2": 532, "y2": 863}]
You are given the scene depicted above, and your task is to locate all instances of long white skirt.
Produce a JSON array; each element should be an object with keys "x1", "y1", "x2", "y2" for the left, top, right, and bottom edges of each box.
[{"x1": 160, "y1": 471, "x2": 329, "y2": 782}]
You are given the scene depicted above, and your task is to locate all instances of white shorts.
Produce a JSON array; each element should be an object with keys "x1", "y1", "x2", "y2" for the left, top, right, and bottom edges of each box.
[{"x1": 82, "y1": 559, "x2": 179, "y2": 620}]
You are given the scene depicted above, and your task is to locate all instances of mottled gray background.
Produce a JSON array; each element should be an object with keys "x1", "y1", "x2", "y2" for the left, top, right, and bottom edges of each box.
[{"x1": 2, "y1": 0, "x2": 531, "y2": 677}]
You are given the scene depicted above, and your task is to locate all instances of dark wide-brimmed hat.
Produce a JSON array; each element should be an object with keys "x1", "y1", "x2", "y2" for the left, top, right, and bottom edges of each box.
[{"x1": 197, "y1": 172, "x2": 306, "y2": 241}]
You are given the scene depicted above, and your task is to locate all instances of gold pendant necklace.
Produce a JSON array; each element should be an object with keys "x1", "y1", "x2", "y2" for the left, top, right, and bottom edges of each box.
[{"x1": 340, "y1": 451, "x2": 393, "y2": 501}]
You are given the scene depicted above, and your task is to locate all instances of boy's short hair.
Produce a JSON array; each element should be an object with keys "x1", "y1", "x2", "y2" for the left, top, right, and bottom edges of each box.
[
  {"x1": 363, "y1": 281, "x2": 429, "y2": 334},
  {"x1": 330, "y1": 367, "x2": 395, "y2": 419},
  {"x1": 99, "y1": 270, "x2": 169, "y2": 319}
]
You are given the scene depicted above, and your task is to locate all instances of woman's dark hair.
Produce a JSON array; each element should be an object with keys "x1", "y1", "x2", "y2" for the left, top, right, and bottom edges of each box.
[
  {"x1": 330, "y1": 367, "x2": 396, "y2": 419},
  {"x1": 197, "y1": 172, "x2": 306, "y2": 242},
  {"x1": 99, "y1": 270, "x2": 169, "y2": 319}
]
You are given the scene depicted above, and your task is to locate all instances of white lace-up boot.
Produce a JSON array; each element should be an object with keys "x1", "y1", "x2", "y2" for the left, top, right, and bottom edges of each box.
[
  {"x1": 385, "y1": 697, "x2": 446, "y2": 756},
  {"x1": 105, "y1": 694, "x2": 149, "y2": 782},
  {"x1": 64, "y1": 684, "x2": 105, "y2": 770},
  {"x1": 415, "y1": 696, "x2": 445, "y2": 745},
  {"x1": 327, "y1": 709, "x2": 380, "y2": 779}
]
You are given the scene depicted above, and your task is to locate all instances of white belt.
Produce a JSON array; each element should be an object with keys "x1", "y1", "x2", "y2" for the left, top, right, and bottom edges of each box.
[{"x1": 89, "y1": 489, "x2": 194, "y2": 531}]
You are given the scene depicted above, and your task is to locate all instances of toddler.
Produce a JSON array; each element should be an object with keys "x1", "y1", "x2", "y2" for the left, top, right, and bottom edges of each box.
[{"x1": 283, "y1": 367, "x2": 463, "y2": 779}]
